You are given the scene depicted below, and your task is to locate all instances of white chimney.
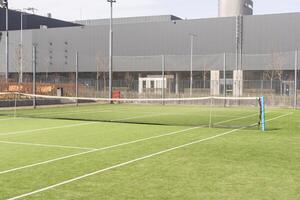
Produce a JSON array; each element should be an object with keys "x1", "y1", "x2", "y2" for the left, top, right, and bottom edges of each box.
[{"x1": 219, "y1": 0, "x2": 253, "y2": 17}]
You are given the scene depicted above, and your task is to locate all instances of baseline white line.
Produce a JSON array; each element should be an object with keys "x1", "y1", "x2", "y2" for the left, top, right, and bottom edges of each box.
[
  {"x1": 0, "y1": 141, "x2": 96, "y2": 151},
  {"x1": 0, "y1": 111, "x2": 264, "y2": 175},
  {"x1": 0, "y1": 122, "x2": 98, "y2": 136},
  {"x1": 7, "y1": 112, "x2": 293, "y2": 200}
]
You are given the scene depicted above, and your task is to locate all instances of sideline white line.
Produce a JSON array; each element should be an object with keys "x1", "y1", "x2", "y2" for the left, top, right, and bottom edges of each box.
[
  {"x1": 214, "y1": 112, "x2": 258, "y2": 125},
  {"x1": 7, "y1": 112, "x2": 293, "y2": 200},
  {"x1": 0, "y1": 141, "x2": 96, "y2": 151},
  {"x1": 0, "y1": 149, "x2": 98, "y2": 175},
  {"x1": 6, "y1": 129, "x2": 240, "y2": 200},
  {"x1": 0, "y1": 111, "x2": 263, "y2": 175}
]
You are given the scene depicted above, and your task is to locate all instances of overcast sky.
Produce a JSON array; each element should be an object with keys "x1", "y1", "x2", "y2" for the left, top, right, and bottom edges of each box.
[{"x1": 8, "y1": 0, "x2": 300, "y2": 21}]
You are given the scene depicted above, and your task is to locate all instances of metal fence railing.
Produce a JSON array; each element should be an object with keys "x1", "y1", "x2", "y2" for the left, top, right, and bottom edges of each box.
[{"x1": 0, "y1": 49, "x2": 299, "y2": 108}]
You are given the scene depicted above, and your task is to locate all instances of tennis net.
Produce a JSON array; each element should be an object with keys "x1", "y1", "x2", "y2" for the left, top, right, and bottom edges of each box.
[{"x1": 0, "y1": 93, "x2": 264, "y2": 129}]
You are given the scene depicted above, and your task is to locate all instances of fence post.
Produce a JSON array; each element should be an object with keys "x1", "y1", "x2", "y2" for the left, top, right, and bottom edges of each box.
[
  {"x1": 162, "y1": 55, "x2": 165, "y2": 103},
  {"x1": 5, "y1": 6, "x2": 9, "y2": 83},
  {"x1": 223, "y1": 53, "x2": 227, "y2": 106},
  {"x1": 32, "y1": 45, "x2": 36, "y2": 109},
  {"x1": 190, "y1": 38, "x2": 193, "y2": 97},
  {"x1": 76, "y1": 52, "x2": 79, "y2": 106},
  {"x1": 294, "y1": 49, "x2": 298, "y2": 109}
]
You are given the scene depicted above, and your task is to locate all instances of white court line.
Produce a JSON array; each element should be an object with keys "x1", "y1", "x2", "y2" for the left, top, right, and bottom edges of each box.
[
  {"x1": 20, "y1": 107, "x2": 144, "y2": 118},
  {"x1": 0, "y1": 127, "x2": 200, "y2": 175},
  {"x1": 112, "y1": 113, "x2": 171, "y2": 122},
  {"x1": 0, "y1": 122, "x2": 98, "y2": 137},
  {"x1": 0, "y1": 111, "x2": 266, "y2": 175},
  {"x1": 8, "y1": 112, "x2": 293, "y2": 200},
  {"x1": 0, "y1": 141, "x2": 96, "y2": 151},
  {"x1": 213, "y1": 112, "x2": 262, "y2": 125},
  {"x1": 0, "y1": 106, "x2": 158, "y2": 123},
  {"x1": 0, "y1": 112, "x2": 168, "y2": 137},
  {"x1": 0, "y1": 149, "x2": 98, "y2": 175}
]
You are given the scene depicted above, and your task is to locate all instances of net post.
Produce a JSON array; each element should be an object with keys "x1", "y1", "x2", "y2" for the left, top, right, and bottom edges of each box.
[{"x1": 260, "y1": 96, "x2": 266, "y2": 132}]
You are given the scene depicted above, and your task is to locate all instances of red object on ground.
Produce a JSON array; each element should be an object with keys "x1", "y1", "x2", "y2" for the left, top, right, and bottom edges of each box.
[{"x1": 112, "y1": 90, "x2": 121, "y2": 99}]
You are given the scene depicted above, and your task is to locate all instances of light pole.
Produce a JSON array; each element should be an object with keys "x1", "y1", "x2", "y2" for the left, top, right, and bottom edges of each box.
[
  {"x1": 107, "y1": 0, "x2": 116, "y2": 101},
  {"x1": 17, "y1": 9, "x2": 24, "y2": 83},
  {"x1": 189, "y1": 33, "x2": 197, "y2": 97},
  {"x1": 18, "y1": 8, "x2": 36, "y2": 83},
  {"x1": 3, "y1": 0, "x2": 9, "y2": 82}
]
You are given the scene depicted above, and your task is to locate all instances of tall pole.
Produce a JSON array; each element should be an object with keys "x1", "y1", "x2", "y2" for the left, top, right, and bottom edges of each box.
[
  {"x1": 76, "y1": 52, "x2": 79, "y2": 106},
  {"x1": 223, "y1": 52, "x2": 226, "y2": 97},
  {"x1": 295, "y1": 49, "x2": 298, "y2": 110},
  {"x1": 32, "y1": 45, "x2": 36, "y2": 109},
  {"x1": 107, "y1": 0, "x2": 116, "y2": 101},
  {"x1": 20, "y1": 11, "x2": 23, "y2": 83},
  {"x1": 5, "y1": 3, "x2": 9, "y2": 82},
  {"x1": 162, "y1": 55, "x2": 165, "y2": 102},
  {"x1": 235, "y1": 16, "x2": 240, "y2": 98},
  {"x1": 189, "y1": 34, "x2": 196, "y2": 97}
]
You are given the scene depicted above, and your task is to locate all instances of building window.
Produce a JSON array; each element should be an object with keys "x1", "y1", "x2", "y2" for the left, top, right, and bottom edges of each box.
[{"x1": 151, "y1": 81, "x2": 155, "y2": 88}]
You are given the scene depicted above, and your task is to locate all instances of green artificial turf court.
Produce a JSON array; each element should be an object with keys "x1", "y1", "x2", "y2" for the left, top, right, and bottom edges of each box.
[{"x1": 0, "y1": 102, "x2": 299, "y2": 199}]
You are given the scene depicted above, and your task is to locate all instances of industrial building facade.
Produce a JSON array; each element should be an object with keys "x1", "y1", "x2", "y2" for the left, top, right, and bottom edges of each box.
[{"x1": 0, "y1": 6, "x2": 300, "y2": 103}]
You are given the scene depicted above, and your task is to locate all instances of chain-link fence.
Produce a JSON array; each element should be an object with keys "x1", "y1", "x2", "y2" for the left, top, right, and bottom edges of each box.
[{"x1": 0, "y1": 47, "x2": 299, "y2": 108}]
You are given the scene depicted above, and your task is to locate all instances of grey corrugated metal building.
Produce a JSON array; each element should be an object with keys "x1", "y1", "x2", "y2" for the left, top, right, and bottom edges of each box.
[
  {"x1": 0, "y1": 11, "x2": 300, "y2": 82},
  {"x1": 0, "y1": 8, "x2": 80, "y2": 31}
]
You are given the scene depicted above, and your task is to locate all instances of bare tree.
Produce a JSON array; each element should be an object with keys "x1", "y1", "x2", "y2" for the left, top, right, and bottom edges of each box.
[
  {"x1": 96, "y1": 53, "x2": 108, "y2": 94},
  {"x1": 124, "y1": 72, "x2": 134, "y2": 92},
  {"x1": 263, "y1": 52, "x2": 284, "y2": 95}
]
